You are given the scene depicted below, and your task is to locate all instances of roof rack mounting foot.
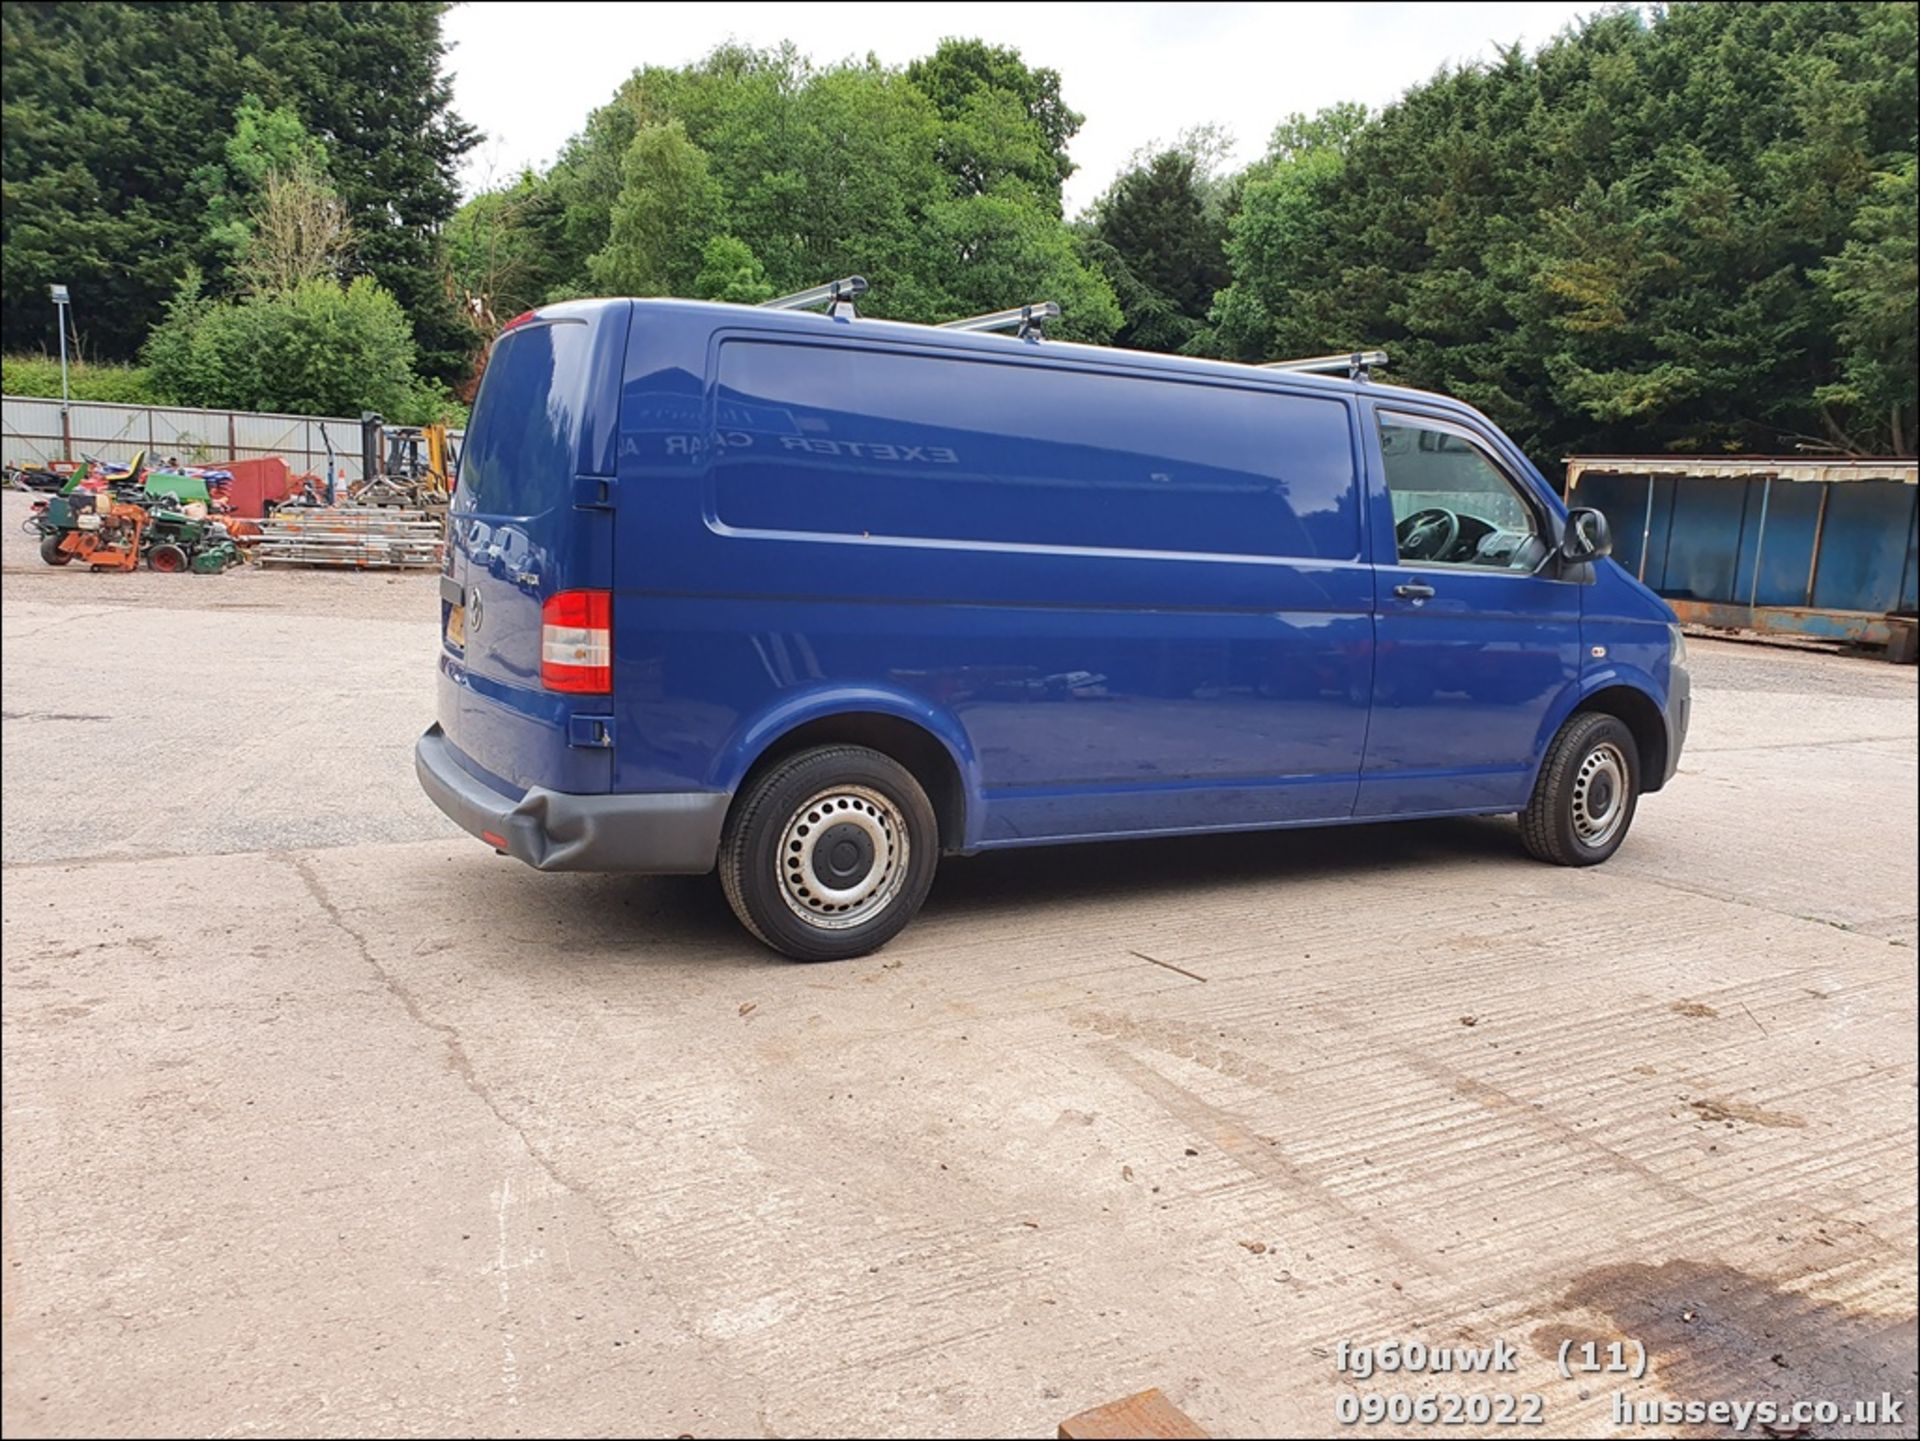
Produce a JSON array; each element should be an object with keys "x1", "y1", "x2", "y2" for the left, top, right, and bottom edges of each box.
[
  {"x1": 939, "y1": 301, "x2": 1061, "y2": 341},
  {"x1": 760, "y1": 276, "x2": 868, "y2": 319},
  {"x1": 1262, "y1": 350, "x2": 1389, "y2": 381}
]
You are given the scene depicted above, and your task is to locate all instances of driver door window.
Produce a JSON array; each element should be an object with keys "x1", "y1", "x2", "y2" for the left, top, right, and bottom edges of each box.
[{"x1": 1377, "y1": 413, "x2": 1546, "y2": 572}]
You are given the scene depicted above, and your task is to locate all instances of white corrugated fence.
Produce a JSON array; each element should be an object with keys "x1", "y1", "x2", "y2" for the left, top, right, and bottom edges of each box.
[{"x1": 3, "y1": 395, "x2": 462, "y2": 487}]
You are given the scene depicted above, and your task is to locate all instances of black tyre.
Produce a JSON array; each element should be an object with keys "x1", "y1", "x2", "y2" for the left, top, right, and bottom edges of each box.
[
  {"x1": 39, "y1": 533, "x2": 72, "y2": 566},
  {"x1": 1520, "y1": 712, "x2": 1641, "y2": 866},
  {"x1": 720, "y1": 744, "x2": 939, "y2": 961},
  {"x1": 148, "y1": 543, "x2": 189, "y2": 573}
]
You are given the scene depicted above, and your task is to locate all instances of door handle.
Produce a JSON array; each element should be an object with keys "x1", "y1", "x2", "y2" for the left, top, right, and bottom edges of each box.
[{"x1": 1394, "y1": 581, "x2": 1436, "y2": 600}]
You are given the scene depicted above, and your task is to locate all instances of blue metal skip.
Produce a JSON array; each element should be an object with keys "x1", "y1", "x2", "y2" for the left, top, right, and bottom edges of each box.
[{"x1": 1565, "y1": 457, "x2": 1919, "y2": 651}]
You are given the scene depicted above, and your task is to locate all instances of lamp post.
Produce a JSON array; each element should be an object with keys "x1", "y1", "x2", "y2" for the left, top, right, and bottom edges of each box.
[
  {"x1": 49, "y1": 282, "x2": 72, "y2": 456},
  {"x1": 49, "y1": 283, "x2": 71, "y2": 458}
]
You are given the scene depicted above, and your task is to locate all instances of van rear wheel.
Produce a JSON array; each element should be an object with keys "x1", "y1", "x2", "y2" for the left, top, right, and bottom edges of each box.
[
  {"x1": 1520, "y1": 712, "x2": 1641, "y2": 866},
  {"x1": 720, "y1": 744, "x2": 939, "y2": 961}
]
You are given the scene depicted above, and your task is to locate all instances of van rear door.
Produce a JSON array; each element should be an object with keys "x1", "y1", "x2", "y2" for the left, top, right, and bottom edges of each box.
[{"x1": 439, "y1": 301, "x2": 629, "y2": 794}]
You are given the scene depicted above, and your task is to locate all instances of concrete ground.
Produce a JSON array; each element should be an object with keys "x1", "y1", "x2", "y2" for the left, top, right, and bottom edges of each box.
[{"x1": 3, "y1": 487, "x2": 1915, "y2": 1438}]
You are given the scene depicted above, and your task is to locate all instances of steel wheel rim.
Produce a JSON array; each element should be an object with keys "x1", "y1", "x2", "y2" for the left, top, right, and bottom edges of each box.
[
  {"x1": 776, "y1": 784, "x2": 910, "y2": 930},
  {"x1": 1572, "y1": 740, "x2": 1630, "y2": 847}
]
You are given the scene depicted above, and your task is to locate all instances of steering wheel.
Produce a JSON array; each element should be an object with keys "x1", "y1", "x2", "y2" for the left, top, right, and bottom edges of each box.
[{"x1": 1396, "y1": 507, "x2": 1460, "y2": 562}]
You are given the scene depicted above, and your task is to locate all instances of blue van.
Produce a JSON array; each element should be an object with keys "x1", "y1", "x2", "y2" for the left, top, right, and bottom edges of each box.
[{"x1": 417, "y1": 291, "x2": 1689, "y2": 960}]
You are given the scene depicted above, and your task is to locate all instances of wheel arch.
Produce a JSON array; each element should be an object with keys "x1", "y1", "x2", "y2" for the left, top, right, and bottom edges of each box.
[
  {"x1": 1568, "y1": 683, "x2": 1669, "y2": 794},
  {"x1": 713, "y1": 690, "x2": 978, "y2": 853}
]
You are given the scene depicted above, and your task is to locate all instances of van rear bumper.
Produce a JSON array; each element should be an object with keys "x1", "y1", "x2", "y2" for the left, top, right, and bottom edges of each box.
[{"x1": 415, "y1": 723, "x2": 726, "y2": 874}]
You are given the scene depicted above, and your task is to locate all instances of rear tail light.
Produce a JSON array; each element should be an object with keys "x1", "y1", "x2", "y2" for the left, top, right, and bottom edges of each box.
[{"x1": 541, "y1": 590, "x2": 611, "y2": 693}]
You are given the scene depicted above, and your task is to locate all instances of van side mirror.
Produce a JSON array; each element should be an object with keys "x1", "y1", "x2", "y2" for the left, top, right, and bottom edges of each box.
[{"x1": 1561, "y1": 506, "x2": 1613, "y2": 563}]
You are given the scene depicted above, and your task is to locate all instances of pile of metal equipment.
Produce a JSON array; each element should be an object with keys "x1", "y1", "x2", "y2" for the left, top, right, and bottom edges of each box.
[
  {"x1": 248, "y1": 413, "x2": 453, "y2": 569},
  {"x1": 254, "y1": 507, "x2": 445, "y2": 569},
  {"x1": 352, "y1": 414, "x2": 456, "y2": 514},
  {"x1": 28, "y1": 451, "x2": 252, "y2": 573}
]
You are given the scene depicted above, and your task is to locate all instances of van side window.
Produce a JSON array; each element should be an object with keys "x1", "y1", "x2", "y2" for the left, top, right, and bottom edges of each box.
[
  {"x1": 712, "y1": 341, "x2": 1361, "y2": 561},
  {"x1": 1376, "y1": 412, "x2": 1548, "y2": 572}
]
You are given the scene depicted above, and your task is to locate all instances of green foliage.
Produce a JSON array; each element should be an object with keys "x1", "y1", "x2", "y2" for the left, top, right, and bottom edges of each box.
[
  {"x1": 501, "y1": 41, "x2": 1117, "y2": 339},
  {"x1": 1088, "y1": 147, "x2": 1230, "y2": 350},
  {"x1": 236, "y1": 158, "x2": 355, "y2": 297},
  {"x1": 923, "y1": 195, "x2": 1121, "y2": 341},
  {"x1": 1812, "y1": 158, "x2": 1919, "y2": 454},
  {"x1": 1263, "y1": 103, "x2": 1370, "y2": 167},
  {"x1": 445, "y1": 174, "x2": 571, "y2": 336},
  {"x1": 144, "y1": 274, "x2": 420, "y2": 419},
  {"x1": 906, "y1": 39, "x2": 1082, "y2": 205},
  {"x1": 192, "y1": 94, "x2": 334, "y2": 272},
  {"x1": 1209, "y1": 2, "x2": 1919, "y2": 456},
  {"x1": 1209, "y1": 125, "x2": 1352, "y2": 361},
  {"x1": 2, "y1": 2, "x2": 475, "y2": 379},
  {"x1": 590, "y1": 122, "x2": 721, "y2": 297},
  {"x1": 0, "y1": 353, "x2": 165, "y2": 404},
  {"x1": 389, "y1": 378, "x2": 470, "y2": 429},
  {"x1": 4, "y1": 306, "x2": 461, "y2": 423},
  {"x1": 693, "y1": 236, "x2": 775, "y2": 304},
  {"x1": 10, "y1": 6, "x2": 1913, "y2": 458}
]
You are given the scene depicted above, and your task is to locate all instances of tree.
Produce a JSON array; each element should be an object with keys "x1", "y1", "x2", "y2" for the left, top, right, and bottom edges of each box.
[
  {"x1": 1813, "y1": 159, "x2": 1918, "y2": 454},
  {"x1": 693, "y1": 236, "x2": 775, "y2": 304},
  {"x1": 241, "y1": 2, "x2": 478, "y2": 381},
  {"x1": 144, "y1": 273, "x2": 422, "y2": 419},
  {"x1": 194, "y1": 94, "x2": 334, "y2": 275},
  {"x1": 444, "y1": 172, "x2": 580, "y2": 354},
  {"x1": 3, "y1": 2, "x2": 238, "y2": 360},
  {"x1": 1205, "y1": 2, "x2": 1919, "y2": 457},
  {"x1": 589, "y1": 122, "x2": 720, "y2": 297},
  {"x1": 1207, "y1": 108, "x2": 1356, "y2": 361},
  {"x1": 1089, "y1": 147, "x2": 1230, "y2": 350},
  {"x1": 1263, "y1": 103, "x2": 1370, "y2": 166},
  {"x1": 527, "y1": 42, "x2": 1117, "y2": 337},
  {"x1": 923, "y1": 194, "x2": 1121, "y2": 341},
  {"x1": 907, "y1": 39, "x2": 1082, "y2": 208},
  {"x1": 239, "y1": 160, "x2": 354, "y2": 295},
  {"x1": 1, "y1": 2, "x2": 475, "y2": 378}
]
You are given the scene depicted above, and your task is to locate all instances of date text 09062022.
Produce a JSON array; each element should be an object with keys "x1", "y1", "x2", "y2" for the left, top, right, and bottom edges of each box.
[{"x1": 1335, "y1": 1392, "x2": 1546, "y2": 1426}]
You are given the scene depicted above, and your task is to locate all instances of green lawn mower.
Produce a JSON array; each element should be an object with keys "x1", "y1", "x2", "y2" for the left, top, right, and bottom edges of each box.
[{"x1": 144, "y1": 506, "x2": 243, "y2": 574}]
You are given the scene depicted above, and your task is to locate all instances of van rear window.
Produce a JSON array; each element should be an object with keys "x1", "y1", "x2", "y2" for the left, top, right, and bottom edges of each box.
[
  {"x1": 461, "y1": 318, "x2": 592, "y2": 516},
  {"x1": 712, "y1": 342, "x2": 1360, "y2": 561}
]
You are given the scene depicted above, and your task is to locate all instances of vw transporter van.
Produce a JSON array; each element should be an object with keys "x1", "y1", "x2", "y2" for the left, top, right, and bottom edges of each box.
[{"x1": 417, "y1": 285, "x2": 1688, "y2": 960}]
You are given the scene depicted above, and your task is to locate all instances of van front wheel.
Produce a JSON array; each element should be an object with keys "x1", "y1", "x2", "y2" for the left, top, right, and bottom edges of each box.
[
  {"x1": 720, "y1": 744, "x2": 939, "y2": 961},
  {"x1": 1520, "y1": 712, "x2": 1641, "y2": 866}
]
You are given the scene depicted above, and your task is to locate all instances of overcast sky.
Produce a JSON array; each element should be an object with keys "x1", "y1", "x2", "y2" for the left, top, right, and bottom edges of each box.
[{"x1": 445, "y1": 1, "x2": 1605, "y2": 215}]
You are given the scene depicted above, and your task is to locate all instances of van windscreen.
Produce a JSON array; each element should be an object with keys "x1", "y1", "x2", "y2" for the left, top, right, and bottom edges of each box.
[{"x1": 461, "y1": 318, "x2": 593, "y2": 516}]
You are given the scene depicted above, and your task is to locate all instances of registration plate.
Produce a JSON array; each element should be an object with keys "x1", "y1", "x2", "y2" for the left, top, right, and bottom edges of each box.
[{"x1": 445, "y1": 601, "x2": 466, "y2": 649}]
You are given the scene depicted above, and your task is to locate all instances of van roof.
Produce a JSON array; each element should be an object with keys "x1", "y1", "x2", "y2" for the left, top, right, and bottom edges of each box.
[{"x1": 540, "y1": 295, "x2": 1476, "y2": 420}]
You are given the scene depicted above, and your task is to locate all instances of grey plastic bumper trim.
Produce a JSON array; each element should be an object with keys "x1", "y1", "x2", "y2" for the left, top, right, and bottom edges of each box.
[{"x1": 415, "y1": 723, "x2": 726, "y2": 874}]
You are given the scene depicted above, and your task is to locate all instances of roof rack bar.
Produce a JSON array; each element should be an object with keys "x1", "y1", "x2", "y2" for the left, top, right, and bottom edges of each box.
[
  {"x1": 760, "y1": 275, "x2": 868, "y2": 317},
  {"x1": 939, "y1": 301, "x2": 1061, "y2": 340},
  {"x1": 1263, "y1": 350, "x2": 1389, "y2": 381}
]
